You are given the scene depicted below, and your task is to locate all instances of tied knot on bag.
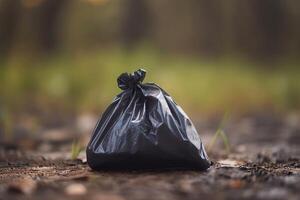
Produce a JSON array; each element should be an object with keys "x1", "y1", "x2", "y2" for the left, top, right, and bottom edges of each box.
[{"x1": 117, "y1": 69, "x2": 146, "y2": 90}]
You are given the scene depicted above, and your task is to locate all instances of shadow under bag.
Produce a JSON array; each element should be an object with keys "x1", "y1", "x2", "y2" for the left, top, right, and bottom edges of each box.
[{"x1": 86, "y1": 69, "x2": 211, "y2": 170}]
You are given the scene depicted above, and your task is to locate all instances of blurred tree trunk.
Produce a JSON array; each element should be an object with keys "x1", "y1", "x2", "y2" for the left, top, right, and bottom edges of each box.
[
  {"x1": 0, "y1": 0, "x2": 69, "y2": 57},
  {"x1": 34, "y1": 0, "x2": 69, "y2": 54},
  {"x1": 194, "y1": 0, "x2": 223, "y2": 56},
  {"x1": 285, "y1": 0, "x2": 300, "y2": 58},
  {"x1": 0, "y1": 0, "x2": 299, "y2": 60},
  {"x1": 235, "y1": 0, "x2": 287, "y2": 61},
  {"x1": 120, "y1": 0, "x2": 150, "y2": 49},
  {"x1": 0, "y1": 0, "x2": 22, "y2": 57},
  {"x1": 255, "y1": 0, "x2": 286, "y2": 59},
  {"x1": 149, "y1": 0, "x2": 223, "y2": 56}
]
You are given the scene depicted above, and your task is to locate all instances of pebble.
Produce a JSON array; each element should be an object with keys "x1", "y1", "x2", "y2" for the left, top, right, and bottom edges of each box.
[{"x1": 65, "y1": 183, "x2": 87, "y2": 196}]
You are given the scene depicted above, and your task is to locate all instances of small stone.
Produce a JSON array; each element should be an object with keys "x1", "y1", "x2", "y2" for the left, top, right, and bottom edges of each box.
[{"x1": 65, "y1": 183, "x2": 87, "y2": 196}]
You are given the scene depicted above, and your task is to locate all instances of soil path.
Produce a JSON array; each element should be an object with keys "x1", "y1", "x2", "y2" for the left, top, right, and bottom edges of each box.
[{"x1": 0, "y1": 114, "x2": 299, "y2": 200}]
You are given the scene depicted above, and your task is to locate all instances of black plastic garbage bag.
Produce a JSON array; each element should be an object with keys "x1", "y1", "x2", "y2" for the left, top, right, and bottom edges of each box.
[{"x1": 86, "y1": 69, "x2": 211, "y2": 170}]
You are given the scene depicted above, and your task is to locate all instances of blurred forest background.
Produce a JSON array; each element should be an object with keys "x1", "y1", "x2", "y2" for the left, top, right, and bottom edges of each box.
[{"x1": 1, "y1": 0, "x2": 300, "y2": 138}]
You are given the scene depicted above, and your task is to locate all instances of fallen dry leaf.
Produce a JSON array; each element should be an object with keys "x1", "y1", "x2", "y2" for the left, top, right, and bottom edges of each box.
[{"x1": 218, "y1": 159, "x2": 245, "y2": 168}]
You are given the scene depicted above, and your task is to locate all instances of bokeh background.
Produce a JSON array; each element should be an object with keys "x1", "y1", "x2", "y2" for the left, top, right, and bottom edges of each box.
[{"x1": 1, "y1": 0, "x2": 300, "y2": 141}]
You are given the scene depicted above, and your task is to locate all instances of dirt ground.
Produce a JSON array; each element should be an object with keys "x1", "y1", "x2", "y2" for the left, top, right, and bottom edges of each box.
[{"x1": 0, "y1": 113, "x2": 299, "y2": 200}]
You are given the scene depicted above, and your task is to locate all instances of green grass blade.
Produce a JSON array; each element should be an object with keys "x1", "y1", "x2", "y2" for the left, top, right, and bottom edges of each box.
[
  {"x1": 208, "y1": 129, "x2": 221, "y2": 152},
  {"x1": 219, "y1": 130, "x2": 230, "y2": 154},
  {"x1": 71, "y1": 140, "x2": 82, "y2": 160},
  {"x1": 207, "y1": 111, "x2": 231, "y2": 154}
]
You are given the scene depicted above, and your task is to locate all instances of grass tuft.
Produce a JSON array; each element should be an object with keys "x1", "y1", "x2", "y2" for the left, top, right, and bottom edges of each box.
[
  {"x1": 71, "y1": 139, "x2": 83, "y2": 160},
  {"x1": 208, "y1": 111, "x2": 231, "y2": 154}
]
